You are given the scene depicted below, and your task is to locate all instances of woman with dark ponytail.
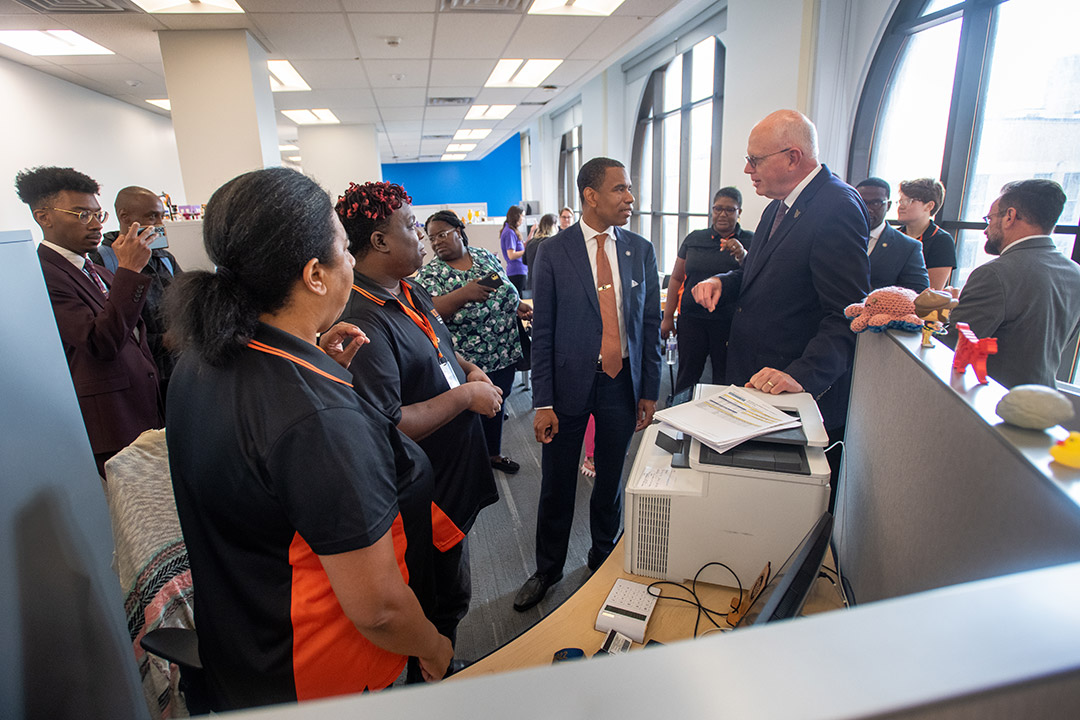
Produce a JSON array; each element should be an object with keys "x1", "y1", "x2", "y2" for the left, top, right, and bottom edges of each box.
[{"x1": 164, "y1": 167, "x2": 451, "y2": 711}]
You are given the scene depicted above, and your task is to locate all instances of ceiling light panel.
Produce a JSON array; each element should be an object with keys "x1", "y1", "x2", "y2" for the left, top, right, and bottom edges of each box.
[
  {"x1": 129, "y1": 0, "x2": 244, "y2": 13},
  {"x1": 0, "y1": 30, "x2": 114, "y2": 56},
  {"x1": 279, "y1": 144, "x2": 298, "y2": 152},
  {"x1": 453, "y1": 128, "x2": 492, "y2": 140},
  {"x1": 446, "y1": 143, "x2": 477, "y2": 152},
  {"x1": 465, "y1": 104, "x2": 516, "y2": 120},
  {"x1": 281, "y1": 108, "x2": 340, "y2": 125},
  {"x1": 146, "y1": 98, "x2": 171, "y2": 110},
  {"x1": 485, "y1": 58, "x2": 562, "y2": 88},
  {"x1": 528, "y1": 0, "x2": 625, "y2": 16},
  {"x1": 441, "y1": 153, "x2": 467, "y2": 161},
  {"x1": 267, "y1": 60, "x2": 310, "y2": 92}
]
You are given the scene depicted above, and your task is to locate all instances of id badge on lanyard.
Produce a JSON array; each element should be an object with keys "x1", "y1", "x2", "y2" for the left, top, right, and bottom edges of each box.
[{"x1": 440, "y1": 358, "x2": 461, "y2": 389}]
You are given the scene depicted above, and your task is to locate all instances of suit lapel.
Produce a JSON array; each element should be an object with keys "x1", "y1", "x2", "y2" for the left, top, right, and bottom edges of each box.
[
  {"x1": 614, "y1": 227, "x2": 633, "y2": 309},
  {"x1": 39, "y1": 245, "x2": 106, "y2": 311},
  {"x1": 741, "y1": 166, "x2": 831, "y2": 292},
  {"x1": 565, "y1": 225, "x2": 601, "y2": 317}
]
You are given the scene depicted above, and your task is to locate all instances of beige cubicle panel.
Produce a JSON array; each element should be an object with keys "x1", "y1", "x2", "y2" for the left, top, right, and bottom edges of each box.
[{"x1": 836, "y1": 331, "x2": 1080, "y2": 604}]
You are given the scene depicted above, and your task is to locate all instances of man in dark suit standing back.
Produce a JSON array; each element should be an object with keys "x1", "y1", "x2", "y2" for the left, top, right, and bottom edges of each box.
[
  {"x1": 855, "y1": 177, "x2": 929, "y2": 292},
  {"x1": 693, "y1": 110, "x2": 870, "y2": 502},
  {"x1": 514, "y1": 158, "x2": 662, "y2": 611},
  {"x1": 16, "y1": 166, "x2": 163, "y2": 476}
]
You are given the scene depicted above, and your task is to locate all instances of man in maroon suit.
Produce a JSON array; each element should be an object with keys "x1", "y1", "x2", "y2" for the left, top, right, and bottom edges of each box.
[{"x1": 16, "y1": 166, "x2": 163, "y2": 476}]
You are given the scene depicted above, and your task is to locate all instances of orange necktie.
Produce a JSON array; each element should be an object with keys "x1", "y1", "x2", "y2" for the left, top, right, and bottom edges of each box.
[{"x1": 595, "y1": 233, "x2": 621, "y2": 379}]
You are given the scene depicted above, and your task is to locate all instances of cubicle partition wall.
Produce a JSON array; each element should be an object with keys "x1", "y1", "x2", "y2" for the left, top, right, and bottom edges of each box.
[
  {"x1": 836, "y1": 331, "x2": 1080, "y2": 604},
  {"x1": 0, "y1": 231, "x2": 147, "y2": 719}
]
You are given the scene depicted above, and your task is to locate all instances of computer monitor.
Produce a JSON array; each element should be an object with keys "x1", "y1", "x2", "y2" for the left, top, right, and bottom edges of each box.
[{"x1": 735, "y1": 511, "x2": 833, "y2": 627}]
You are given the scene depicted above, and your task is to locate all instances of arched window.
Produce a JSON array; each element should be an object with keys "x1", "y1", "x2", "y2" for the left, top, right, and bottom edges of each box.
[
  {"x1": 851, "y1": 0, "x2": 1080, "y2": 382},
  {"x1": 558, "y1": 125, "x2": 582, "y2": 213},
  {"x1": 850, "y1": 0, "x2": 1080, "y2": 287},
  {"x1": 631, "y1": 35, "x2": 724, "y2": 273}
]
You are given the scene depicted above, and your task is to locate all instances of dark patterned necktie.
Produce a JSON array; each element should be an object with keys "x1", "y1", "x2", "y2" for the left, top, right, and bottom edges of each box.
[{"x1": 84, "y1": 258, "x2": 109, "y2": 297}]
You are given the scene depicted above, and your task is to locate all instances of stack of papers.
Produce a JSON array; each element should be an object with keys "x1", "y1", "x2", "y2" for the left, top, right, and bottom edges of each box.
[{"x1": 653, "y1": 386, "x2": 802, "y2": 455}]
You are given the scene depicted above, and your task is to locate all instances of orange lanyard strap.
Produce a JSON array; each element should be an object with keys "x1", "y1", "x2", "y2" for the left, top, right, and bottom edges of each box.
[
  {"x1": 352, "y1": 281, "x2": 444, "y2": 360},
  {"x1": 247, "y1": 339, "x2": 354, "y2": 388},
  {"x1": 917, "y1": 225, "x2": 938, "y2": 243}
]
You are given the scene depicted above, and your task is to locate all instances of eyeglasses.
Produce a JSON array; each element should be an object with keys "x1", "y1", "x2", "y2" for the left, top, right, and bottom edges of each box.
[
  {"x1": 47, "y1": 207, "x2": 108, "y2": 224},
  {"x1": 863, "y1": 199, "x2": 891, "y2": 209},
  {"x1": 712, "y1": 206, "x2": 740, "y2": 215},
  {"x1": 982, "y1": 210, "x2": 1008, "y2": 224},
  {"x1": 429, "y1": 228, "x2": 458, "y2": 242},
  {"x1": 744, "y1": 147, "x2": 792, "y2": 169},
  {"x1": 896, "y1": 197, "x2": 922, "y2": 207}
]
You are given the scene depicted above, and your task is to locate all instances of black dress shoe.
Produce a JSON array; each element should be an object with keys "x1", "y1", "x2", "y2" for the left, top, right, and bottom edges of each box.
[
  {"x1": 490, "y1": 455, "x2": 520, "y2": 474},
  {"x1": 587, "y1": 548, "x2": 610, "y2": 572},
  {"x1": 513, "y1": 571, "x2": 561, "y2": 612}
]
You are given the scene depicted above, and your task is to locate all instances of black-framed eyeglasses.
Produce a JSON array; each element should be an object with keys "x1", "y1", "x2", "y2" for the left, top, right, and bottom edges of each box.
[
  {"x1": 863, "y1": 199, "x2": 891, "y2": 209},
  {"x1": 47, "y1": 207, "x2": 108, "y2": 224},
  {"x1": 744, "y1": 147, "x2": 792, "y2": 169},
  {"x1": 429, "y1": 228, "x2": 458, "y2": 242},
  {"x1": 712, "y1": 206, "x2": 741, "y2": 215}
]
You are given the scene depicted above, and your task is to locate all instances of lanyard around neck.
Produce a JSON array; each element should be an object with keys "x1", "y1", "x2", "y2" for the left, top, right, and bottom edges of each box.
[
  {"x1": 353, "y1": 280, "x2": 444, "y2": 360},
  {"x1": 247, "y1": 339, "x2": 354, "y2": 388}
]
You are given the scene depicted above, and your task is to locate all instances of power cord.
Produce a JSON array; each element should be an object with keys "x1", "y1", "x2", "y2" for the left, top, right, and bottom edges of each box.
[{"x1": 645, "y1": 561, "x2": 744, "y2": 638}]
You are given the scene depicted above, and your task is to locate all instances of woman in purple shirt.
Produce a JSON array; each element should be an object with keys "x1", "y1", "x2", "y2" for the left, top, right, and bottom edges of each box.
[{"x1": 500, "y1": 205, "x2": 527, "y2": 293}]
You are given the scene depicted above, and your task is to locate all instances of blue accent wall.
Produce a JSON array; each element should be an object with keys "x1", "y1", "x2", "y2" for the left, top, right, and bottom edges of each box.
[{"x1": 381, "y1": 133, "x2": 522, "y2": 215}]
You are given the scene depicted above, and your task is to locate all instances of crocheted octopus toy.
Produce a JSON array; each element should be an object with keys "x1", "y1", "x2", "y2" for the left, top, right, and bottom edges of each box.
[{"x1": 844, "y1": 286, "x2": 924, "y2": 333}]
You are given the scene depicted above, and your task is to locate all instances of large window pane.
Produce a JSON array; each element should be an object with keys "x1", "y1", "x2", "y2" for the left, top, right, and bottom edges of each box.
[
  {"x1": 869, "y1": 18, "x2": 961, "y2": 192},
  {"x1": 921, "y1": 0, "x2": 959, "y2": 15},
  {"x1": 663, "y1": 215, "x2": 680, "y2": 272},
  {"x1": 962, "y1": 0, "x2": 1080, "y2": 240},
  {"x1": 662, "y1": 115, "x2": 681, "y2": 213},
  {"x1": 687, "y1": 102, "x2": 712, "y2": 215},
  {"x1": 663, "y1": 54, "x2": 682, "y2": 113},
  {"x1": 690, "y1": 36, "x2": 715, "y2": 102},
  {"x1": 638, "y1": 122, "x2": 653, "y2": 213}
]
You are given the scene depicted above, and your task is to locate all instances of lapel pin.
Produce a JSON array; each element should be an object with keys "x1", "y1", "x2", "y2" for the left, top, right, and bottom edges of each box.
[
  {"x1": 882, "y1": 242, "x2": 888, "y2": 248},
  {"x1": 625, "y1": 250, "x2": 631, "y2": 256},
  {"x1": 794, "y1": 209, "x2": 801, "y2": 219}
]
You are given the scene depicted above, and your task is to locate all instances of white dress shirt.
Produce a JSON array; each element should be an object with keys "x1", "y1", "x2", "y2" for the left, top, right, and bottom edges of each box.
[
  {"x1": 867, "y1": 220, "x2": 886, "y2": 255},
  {"x1": 579, "y1": 219, "x2": 628, "y2": 358}
]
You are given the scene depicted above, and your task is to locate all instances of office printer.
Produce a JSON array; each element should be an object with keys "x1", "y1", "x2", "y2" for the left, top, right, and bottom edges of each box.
[{"x1": 624, "y1": 385, "x2": 830, "y2": 585}]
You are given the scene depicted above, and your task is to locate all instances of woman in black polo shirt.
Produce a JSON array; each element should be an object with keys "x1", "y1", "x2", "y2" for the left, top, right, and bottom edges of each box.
[
  {"x1": 164, "y1": 168, "x2": 451, "y2": 711},
  {"x1": 898, "y1": 177, "x2": 956, "y2": 290},
  {"x1": 661, "y1": 186, "x2": 754, "y2": 392},
  {"x1": 334, "y1": 181, "x2": 501, "y2": 667}
]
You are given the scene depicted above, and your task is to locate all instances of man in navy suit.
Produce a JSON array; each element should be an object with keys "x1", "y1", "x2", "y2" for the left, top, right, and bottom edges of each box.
[
  {"x1": 16, "y1": 166, "x2": 163, "y2": 476},
  {"x1": 855, "y1": 177, "x2": 929, "y2": 293},
  {"x1": 514, "y1": 158, "x2": 662, "y2": 611},
  {"x1": 693, "y1": 111, "x2": 870, "y2": 503}
]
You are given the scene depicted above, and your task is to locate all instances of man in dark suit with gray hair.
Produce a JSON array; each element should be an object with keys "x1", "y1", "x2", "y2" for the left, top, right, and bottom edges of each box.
[{"x1": 947, "y1": 179, "x2": 1080, "y2": 388}]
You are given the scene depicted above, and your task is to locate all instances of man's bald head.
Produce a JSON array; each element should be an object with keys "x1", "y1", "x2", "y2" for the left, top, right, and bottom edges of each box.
[
  {"x1": 745, "y1": 110, "x2": 821, "y2": 200},
  {"x1": 754, "y1": 110, "x2": 818, "y2": 160},
  {"x1": 114, "y1": 186, "x2": 166, "y2": 233}
]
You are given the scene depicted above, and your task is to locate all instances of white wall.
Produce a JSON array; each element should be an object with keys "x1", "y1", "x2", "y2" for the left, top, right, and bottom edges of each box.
[{"x1": 0, "y1": 57, "x2": 185, "y2": 238}]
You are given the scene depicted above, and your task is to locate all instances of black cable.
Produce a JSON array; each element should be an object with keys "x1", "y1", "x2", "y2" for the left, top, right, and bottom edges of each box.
[{"x1": 646, "y1": 561, "x2": 744, "y2": 638}]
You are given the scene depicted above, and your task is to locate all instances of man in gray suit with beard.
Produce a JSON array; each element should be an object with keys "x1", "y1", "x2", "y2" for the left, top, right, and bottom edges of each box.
[{"x1": 947, "y1": 179, "x2": 1080, "y2": 388}]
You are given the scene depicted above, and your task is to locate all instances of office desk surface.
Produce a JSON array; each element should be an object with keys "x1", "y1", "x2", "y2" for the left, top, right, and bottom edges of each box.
[{"x1": 455, "y1": 539, "x2": 843, "y2": 678}]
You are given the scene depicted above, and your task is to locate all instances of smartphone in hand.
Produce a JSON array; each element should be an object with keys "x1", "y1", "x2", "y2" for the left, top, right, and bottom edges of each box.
[
  {"x1": 477, "y1": 272, "x2": 503, "y2": 289},
  {"x1": 148, "y1": 225, "x2": 169, "y2": 250}
]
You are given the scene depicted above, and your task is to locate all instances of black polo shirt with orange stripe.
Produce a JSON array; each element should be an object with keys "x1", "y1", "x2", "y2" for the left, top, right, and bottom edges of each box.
[
  {"x1": 339, "y1": 272, "x2": 497, "y2": 550},
  {"x1": 166, "y1": 323, "x2": 434, "y2": 711}
]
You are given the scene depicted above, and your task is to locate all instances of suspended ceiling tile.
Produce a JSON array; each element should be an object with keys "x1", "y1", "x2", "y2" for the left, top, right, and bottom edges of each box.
[
  {"x1": 505, "y1": 16, "x2": 601, "y2": 59},
  {"x1": 363, "y1": 58, "x2": 430, "y2": 87},
  {"x1": 422, "y1": 105, "x2": 469, "y2": 120},
  {"x1": 246, "y1": 13, "x2": 356, "y2": 60},
  {"x1": 373, "y1": 86, "x2": 428, "y2": 107},
  {"x1": 341, "y1": 0, "x2": 438, "y2": 12},
  {"x1": 427, "y1": 58, "x2": 495, "y2": 87},
  {"x1": 288, "y1": 59, "x2": 371, "y2": 89},
  {"x1": 348, "y1": 13, "x2": 434, "y2": 60},
  {"x1": 431, "y1": 13, "x2": 520, "y2": 60},
  {"x1": 568, "y1": 15, "x2": 652, "y2": 61}
]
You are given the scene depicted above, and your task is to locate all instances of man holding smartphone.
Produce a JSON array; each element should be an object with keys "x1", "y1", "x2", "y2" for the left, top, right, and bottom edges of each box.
[{"x1": 91, "y1": 186, "x2": 181, "y2": 402}]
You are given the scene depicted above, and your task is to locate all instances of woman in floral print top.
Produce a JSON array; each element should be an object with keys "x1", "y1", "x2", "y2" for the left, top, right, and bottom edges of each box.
[{"x1": 417, "y1": 210, "x2": 533, "y2": 474}]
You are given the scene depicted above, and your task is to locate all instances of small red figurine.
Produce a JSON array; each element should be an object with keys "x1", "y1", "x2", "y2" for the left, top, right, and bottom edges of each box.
[{"x1": 952, "y1": 322, "x2": 998, "y2": 384}]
